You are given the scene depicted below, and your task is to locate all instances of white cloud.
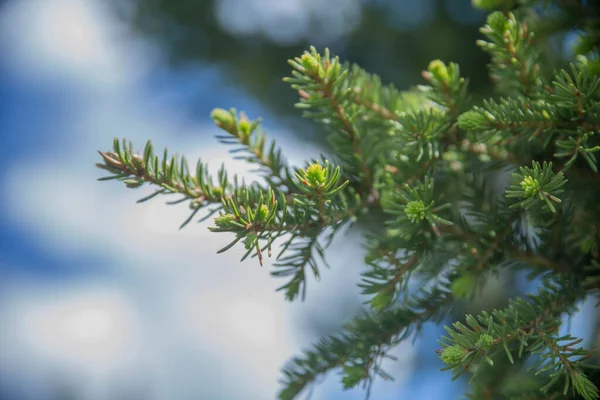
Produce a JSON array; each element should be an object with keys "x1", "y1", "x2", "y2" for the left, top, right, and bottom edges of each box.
[
  {"x1": 0, "y1": 282, "x2": 148, "y2": 400},
  {"x1": 0, "y1": 0, "x2": 155, "y2": 89},
  {"x1": 215, "y1": 0, "x2": 363, "y2": 45},
  {"x1": 2, "y1": 287, "x2": 140, "y2": 368}
]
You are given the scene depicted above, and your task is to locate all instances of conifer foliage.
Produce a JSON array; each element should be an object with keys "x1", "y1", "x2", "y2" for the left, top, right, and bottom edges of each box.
[{"x1": 97, "y1": 1, "x2": 600, "y2": 398}]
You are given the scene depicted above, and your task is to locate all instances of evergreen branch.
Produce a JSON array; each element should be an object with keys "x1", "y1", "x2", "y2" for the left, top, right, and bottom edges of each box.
[
  {"x1": 466, "y1": 363, "x2": 566, "y2": 400},
  {"x1": 548, "y1": 62, "x2": 600, "y2": 171},
  {"x1": 382, "y1": 176, "x2": 454, "y2": 239},
  {"x1": 477, "y1": 11, "x2": 541, "y2": 95},
  {"x1": 458, "y1": 61, "x2": 600, "y2": 169},
  {"x1": 350, "y1": 77, "x2": 428, "y2": 122},
  {"x1": 403, "y1": 160, "x2": 434, "y2": 187},
  {"x1": 97, "y1": 140, "x2": 358, "y2": 287},
  {"x1": 96, "y1": 138, "x2": 226, "y2": 228},
  {"x1": 420, "y1": 60, "x2": 470, "y2": 119},
  {"x1": 271, "y1": 234, "x2": 325, "y2": 301},
  {"x1": 313, "y1": 65, "x2": 371, "y2": 192},
  {"x1": 210, "y1": 160, "x2": 360, "y2": 297},
  {"x1": 360, "y1": 209, "x2": 515, "y2": 311},
  {"x1": 286, "y1": 47, "x2": 379, "y2": 201},
  {"x1": 458, "y1": 97, "x2": 556, "y2": 141},
  {"x1": 210, "y1": 108, "x2": 297, "y2": 190},
  {"x1": 438, "y1": 284, "x2": 597, "y2": 399},
  {"x1": 346, "y1": 60, "x2": 414, "y2": 123},
  {"x1": 352, "y1": 91, "x2": 397, "y2": 120},
  {"x1": 360, "y1": 247, "x2": 420, "y2": 312},
  {"x1": 352, "y1": 59, "x2": 469, "y2": 135},
  {"x1": 389, "y1": 108, "x2": 450, "y2": 162},
  {"x1": 550, "y1": 63, "x2": 600, "y2": 119},
  {"x1": 278, "y1": 283, "x2": 454, "y2": 400},
  {"x1": 506, "y1": 161, "x2": 567, "y2": 214}
]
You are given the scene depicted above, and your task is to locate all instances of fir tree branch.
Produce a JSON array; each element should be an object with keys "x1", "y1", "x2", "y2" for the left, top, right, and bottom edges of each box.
[
  {"x1": 458, "y1": 97, "x2": 556, "y2": 140},
  {"x1": 352, "y1": 91, "x2": 398, "y2": 121},
  {"x1": 439, "y1": 284, "x2": 597, "y2": 400},
  {"x1": 286, "y1": 48, "x2": 398, "y2": 206},
  {"x1": 477, "y1": 11, "x2": 541, "y2": 95},
  {"x1": 210, "y1": 108, "x2": 298, "y2": 191},
  {"x1": 420, "y1": 59, "x2": 470, "y2": 119},
  {"x1": 279, "y1": 283, "x2": 454, "y2": 400},
  {"x1": 210, "y1": 160, "x2": 354, "y2": 271},
  {"x1": 296, "y1": 50, "x2": 373, "y2": 197},
  {"x1": 96, "y1": 139, "x2": 226, "y2": 229},
  {"x1": 360, "y1": 246, "x2": 420, "y2": 312}
]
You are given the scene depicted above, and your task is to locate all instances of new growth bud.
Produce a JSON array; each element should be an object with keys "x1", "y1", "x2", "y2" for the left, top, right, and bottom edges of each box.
[
  {"x1": 440, "y1": 345, "x2": 467, "y2": 365},
  {"x1": 214, "y1": 213, "x2": 239, "y2": 229},
  {"x1": 211, "y1": 108, "x2": 236, "y2": 131},
  {"x1": 428, "y1": 60, "x2": 450, "y2": 86},
  {"x1": 256, "y1": 204, "x2": 270, "y2": 222},
  {"x1": 304, "y1": 162, "x2": 327, "y2": 187},
  {"x1": 212, "y1": 186, "x2": 224, "y2": 197},
  {"x1": 239, "y1": 116, "x2": 252, "y2": 139},
  {"x1": 520, "y1": 176, "x2": 540, "y2": 197},
  {"x1": 301, "y1": 53, "x2": 321, "y2": 77},
  {"x1": 405, "y1": 200, "x2": 427, "y2": 223},
  {"x1": 477, "y1": 334, "x2": 494, "y2": 349}
]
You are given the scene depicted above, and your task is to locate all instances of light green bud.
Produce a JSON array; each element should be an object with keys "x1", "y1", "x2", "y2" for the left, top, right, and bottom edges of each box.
[{"x1": 440, "y1": 345, "x2": 467, "y2": 365}]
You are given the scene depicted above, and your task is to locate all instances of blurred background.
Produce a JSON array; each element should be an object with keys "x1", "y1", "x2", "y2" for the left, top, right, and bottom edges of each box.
[{"x1": 0, "y1": 0, "x2": 595, "y2": 399}]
